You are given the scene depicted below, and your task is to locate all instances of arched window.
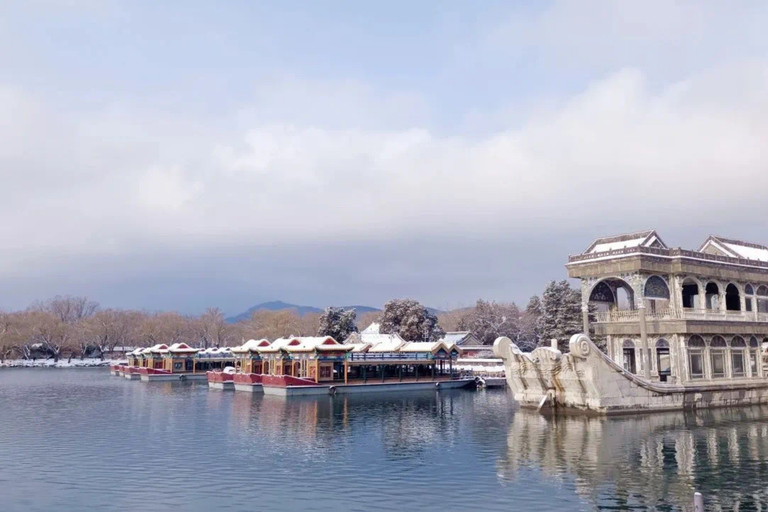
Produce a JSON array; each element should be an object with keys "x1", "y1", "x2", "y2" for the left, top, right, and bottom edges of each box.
[
  {"x1": 656, "y1": 339, "x2": 671, "y2": 381},
  {"x1": 725, "y1": 284, "x2": 741, "y2": 311},
  {"x1": 745, "y1": 284, "x2": 754, "y2": 295},
  {"x1": 645, "y1": 276, "x2": 670, "y2": 299},
  {"x1": 750, "y1": 336, "x2": 761, "y2": 377},
  {"x1": 730, "y1": 336, "x2": 746, "y2": 377},
  {"x1": 745, "y1": 284, "x2": 754, "y2": 311},
  {"x1": 705, "y1": 282, "x2": 720, "y2": 310},
  {"x1": 710, "y1": 336, "x2": 727, "y2": 378},
  {"x1": 588, "y1": 278, "x2": 634, "y2": 316},
  {"x1": 682, "y1": 278, "x2": 699, "y2": 309},
  {"x1": 688, "y1": 336, "x2": 705, "y2": 379},
  {"x1": 589, "y1": 281, "x2": 615, "y2": 303},
  {"x1": 644, "y1": 276, "x2": 670, "y2": 313},
  {"x1": 757, "y1": 286, "x2": 768, "y2": 313},
  {"x1": 622, "y1": 339, "x2": 637, "y2": 374}
]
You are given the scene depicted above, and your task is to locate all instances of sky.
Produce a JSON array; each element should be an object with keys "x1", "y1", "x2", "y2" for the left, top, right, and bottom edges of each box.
[{"x1": 1, "y1": 0, "x2": 768, "y2": 315}]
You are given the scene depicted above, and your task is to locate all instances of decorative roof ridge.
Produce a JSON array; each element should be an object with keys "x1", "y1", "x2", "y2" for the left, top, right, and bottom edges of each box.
[
  {"x1": 703, "y1": 235, "x2": 768, "y2": 251},
  {"x1": 583, "y1": 229, "x2": 657, "y2": 254}
]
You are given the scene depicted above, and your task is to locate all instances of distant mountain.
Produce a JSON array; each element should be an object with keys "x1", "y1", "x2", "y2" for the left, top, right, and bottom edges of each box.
[
  {"x1": 343, "y1": 305, "x2": 381, "y2": 314},
  {"x1": 226, "y1": 301, "x2": 381, "y2": 323}
]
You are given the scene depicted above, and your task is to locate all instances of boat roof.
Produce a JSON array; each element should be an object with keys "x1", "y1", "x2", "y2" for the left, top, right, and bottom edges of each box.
[
  {"x1": 169, "y1": 343, "x2": 199, "y2": 354},
  {"x1": 399, "y1": 341, "x2": 459, "y2": 354},
  {"x1": 231, "y1": 338, "x2": 271, "y2": 354},
  {"x1": 583, "y1": 230, "x2": 667, "y2": 254},
  {"x1": 699, "y1": 235, "x2": 768, "y2": 262}
]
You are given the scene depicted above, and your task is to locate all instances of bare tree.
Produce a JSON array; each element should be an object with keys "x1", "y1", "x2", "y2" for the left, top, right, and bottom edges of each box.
[
  {"x1": 196, "y1": 307, "x2": 232, "y2": 348},
  {"x1": 32, "y1": 295, "x2": 99, "y2": 324}
]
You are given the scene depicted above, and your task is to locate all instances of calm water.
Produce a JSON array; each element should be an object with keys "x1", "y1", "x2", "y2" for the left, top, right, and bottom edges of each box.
[{"x1": 1, "y1": 370, "x2": 767, "y2": 512}]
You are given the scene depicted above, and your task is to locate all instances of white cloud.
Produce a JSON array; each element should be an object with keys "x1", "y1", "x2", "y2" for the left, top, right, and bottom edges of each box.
[
  {"x1": 2, "y1": 61, "x2": 768, "y2": 279},
  {"x1": 1, "y1": 1, "x2": 768, "y2": 300}
]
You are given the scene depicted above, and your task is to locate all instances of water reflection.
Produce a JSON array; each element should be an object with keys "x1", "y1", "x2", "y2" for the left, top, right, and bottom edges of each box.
[
  {"x1": 2, "y1": 370, "x2": 768, "y2": 512},
  {"x1": 499, "y1": 407, "x2": 768, "y2": 510}
]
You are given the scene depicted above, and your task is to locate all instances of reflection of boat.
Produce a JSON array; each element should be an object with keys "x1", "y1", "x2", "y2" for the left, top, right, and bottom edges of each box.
[
  {"x1": 498, "y1": 407, "x2": 768, "y2": 510},
  {"x1": 494, "y1": 334, "x2": 768, "y2": 414}
]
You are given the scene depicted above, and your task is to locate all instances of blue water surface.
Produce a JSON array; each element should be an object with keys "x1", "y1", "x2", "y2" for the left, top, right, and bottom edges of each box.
[{"x1": 0, "y1": 369, "x2": 766, "y2": 511}]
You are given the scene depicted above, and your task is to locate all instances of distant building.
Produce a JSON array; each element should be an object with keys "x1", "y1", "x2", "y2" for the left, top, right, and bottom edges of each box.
[{"x1": 439, "y1": 331, "x2": 480, "y2": 346}]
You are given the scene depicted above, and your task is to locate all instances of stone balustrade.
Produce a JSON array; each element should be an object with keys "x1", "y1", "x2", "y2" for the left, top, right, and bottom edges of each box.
[{"x1": 595, "y1": 308, "x2": 768, "y2": 323}]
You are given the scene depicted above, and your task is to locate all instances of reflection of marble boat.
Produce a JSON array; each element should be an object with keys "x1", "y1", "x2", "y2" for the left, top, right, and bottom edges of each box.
[
  {"x1": 498, "y1": 406, "x2": 768, "y2": 510},
  {"x1": 494, "y1": 334, "x2": 768, "y2": 414}
]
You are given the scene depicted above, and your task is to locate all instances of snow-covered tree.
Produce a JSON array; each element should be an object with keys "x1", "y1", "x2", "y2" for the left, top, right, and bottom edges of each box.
[
  {"x1": 537, "y1": 280, "x2": 582, "y2": 352},
  {"x1": 379, "y1": 299, "x2": 444, "y2": 342},
  {"x1": 517, "y1": 295, "x2": 542, "y2": 350},
  {"x1": 458, "y1": 299, "x2": 520, "y2": 345},
  {"x1": 317, "y1": 307, "x2": 358, "y2": 341}
]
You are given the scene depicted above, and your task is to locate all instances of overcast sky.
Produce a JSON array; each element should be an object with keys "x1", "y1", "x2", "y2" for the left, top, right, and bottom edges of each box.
[{"x1": 1, "y1": 1, "x2": 767, "y2": 315}]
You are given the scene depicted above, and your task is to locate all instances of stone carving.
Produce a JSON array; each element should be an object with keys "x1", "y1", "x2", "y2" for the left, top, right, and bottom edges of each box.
[
  {"x1": 494, "y1": 333, "x2": 768, "y2": 415},
  {"x1": 568, "y1": 334, "x2": 591, "y2": 358}
]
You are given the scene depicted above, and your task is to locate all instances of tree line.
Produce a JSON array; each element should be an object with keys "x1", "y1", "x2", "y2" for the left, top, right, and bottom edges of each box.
[{"x1": 0, "y1": 280, "x2": 586, "y2": 361}]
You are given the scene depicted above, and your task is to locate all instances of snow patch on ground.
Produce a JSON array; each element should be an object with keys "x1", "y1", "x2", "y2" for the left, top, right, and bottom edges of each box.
[{"x1": 0, "y1": 358, "x2": 126, "y2": 368}]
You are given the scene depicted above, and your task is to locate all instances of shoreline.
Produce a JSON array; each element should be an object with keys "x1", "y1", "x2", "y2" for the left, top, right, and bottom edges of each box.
[{"x1": 0, "y1": 359, "x2": 126, "y2": 369}]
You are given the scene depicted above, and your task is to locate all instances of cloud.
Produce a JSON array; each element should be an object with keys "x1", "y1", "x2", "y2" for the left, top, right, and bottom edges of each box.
[
  {"x1": 1, "y1": 1, "x2": 768, "y2": 310},
  {"x1": 2, "y1": 62, "x2": 768, "y2": 275}
]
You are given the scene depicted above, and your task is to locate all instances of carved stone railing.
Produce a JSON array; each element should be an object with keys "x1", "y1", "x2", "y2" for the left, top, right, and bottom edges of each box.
[
  {"x1": 595, "y1": 307, "x2": 768, "y2": 323},
  {"x1": 568, "y1": 246, "x2": 768, "y2": 269},
  {"x1": 595, "y1": 310, "x2": 640, "y2": 322}
]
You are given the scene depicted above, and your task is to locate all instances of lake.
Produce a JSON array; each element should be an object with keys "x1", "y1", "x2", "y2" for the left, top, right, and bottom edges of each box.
[{"x1": 0, "y1": 369, "x2": 766, "y2": 511}]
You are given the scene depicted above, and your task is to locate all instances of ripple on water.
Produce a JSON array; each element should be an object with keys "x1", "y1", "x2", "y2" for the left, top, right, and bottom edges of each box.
[{"x1": 1, "y1": 370, "x2": 767, "y2": 511}]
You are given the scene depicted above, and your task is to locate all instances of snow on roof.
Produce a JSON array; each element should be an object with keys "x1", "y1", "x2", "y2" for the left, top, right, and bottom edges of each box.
[
  {"x1": 284, "y1": 336, "x2": 344, "y2": 352},
  {"x1": 361, "y1": 322, "x2": 380, "y2": 334},
  {"x1": 399, "y1": 341, "x2": 458, "y2": 353},
  {"x1": 399, "y1": 341, "x2": 441, "y2": 353},
  {"x1": 699, "y1": 236, "x2": 768, "y2": 262},
  {"x1": 368, "y1": 338, "x2": 406, "y2": 353},
  {"x1": 362, "y1": 332, "x2": 405, "y2": 346},
  {"x1": 232, "y1": 339, "x2": 270, "y2": 353},
  {"x1": 584, "y1": 230, "x2": 667, "y2": 254},
  {"x1": 439, "y1": 332, "x2": 474, "y2": 346},
  {"x1": 168, "y1": 343, "x2": 199, "y2": 354},
  {"x1": 266, "y1": 337, "x2": 301, "y2": 350}
]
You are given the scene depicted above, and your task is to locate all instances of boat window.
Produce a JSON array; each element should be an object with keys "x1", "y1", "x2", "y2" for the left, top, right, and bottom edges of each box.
[
  {"x1": 622, "y1": 340, "x2": 637, "y2": 374},
  {"x1": 682, "y1": 279, "x2": 699, "y2": 308},
  {"x1": 705, "y1": 282, "x2": 720, "y2": 310},
  {"x1": 725, "y1": 284, "x2": 741, "y2": 311},
  {"x1": 757, "y1": 286, "x2": 768, "y2": 312},
  {"x1": 731, "y1": 336, "x2": 746, "y2": 377},
  {"x1": 710, "y1": 336, "x2": 727, "y2": 378},
  {"x1": 750, "y1": 350, "x2": 759, "y2": 377},
  {"x1": 745, "y1": 284, "x2": 754, "y2": 295},
  {"x1": 656, "y1": 339, "x2": 671, "y2": 381},
  {"x1": 688, "y1": 336, "x2": 705, "y2": 379}
]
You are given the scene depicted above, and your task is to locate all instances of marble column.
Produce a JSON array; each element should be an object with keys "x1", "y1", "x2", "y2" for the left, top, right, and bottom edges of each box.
[{"x1": 639, "y1": 305, "x2": 650, "y2": 378}]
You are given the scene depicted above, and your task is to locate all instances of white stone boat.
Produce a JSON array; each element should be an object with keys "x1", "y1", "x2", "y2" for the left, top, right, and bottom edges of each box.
[{"x1": 493, "y1": 334, "x2": 768, "y2": 415}]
